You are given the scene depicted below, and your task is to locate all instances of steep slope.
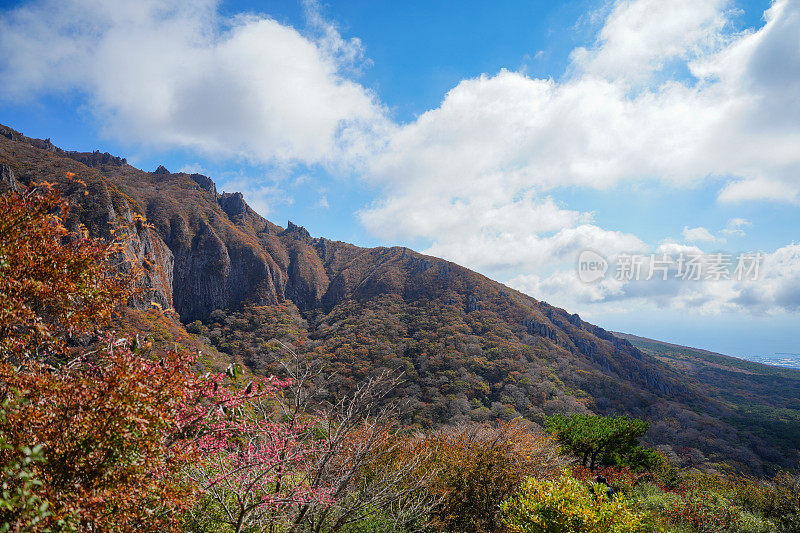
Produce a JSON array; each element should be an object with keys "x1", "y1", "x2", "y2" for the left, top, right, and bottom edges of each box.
[
  {"x1": 1, "y1": 123, "x2": 794, "y2": 474},
  {"x1": 614, "y1": 332, "x2": 800, "y2": 461}
]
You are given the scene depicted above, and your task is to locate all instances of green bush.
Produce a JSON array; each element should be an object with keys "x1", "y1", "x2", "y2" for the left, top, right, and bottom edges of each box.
[
  {"x1": 500, "y1": 471, "x2": 646, "y2": 533},
  {"x1": 0, "y1": 395, "x2": 51, "y2": 532},
  {"x1": 631, "y1": 482, "x2": 682, "y2": 515},
  {"x1": 545, "y1": 414, "x2": 652, "y2": 471}
]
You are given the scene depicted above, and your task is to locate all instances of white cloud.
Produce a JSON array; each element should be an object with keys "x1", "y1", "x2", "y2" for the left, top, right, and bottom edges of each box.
[
  {"x1": 2, "y1": 0, "x2": 799, "y2": 316},
  {"x1": 0, "y1": 0, "x2": 387, "y2": 166},
  {"x1": 360, "y1": 188, "x2": 645, "y2": 272},
  {"x1": 217, "y1": 175, "x2": 292, "y2": 217},
  {"x1": 363, "y1": 0, "x2": 800, "y2": 203},
  {"x1": 357, "y1": 0, "x2": 800, "y2": 306},
  {"x1": 571, "y1": 0, "x2": 732, "y2": 83},
  {"x1": 178, "y1": 163, "x2": 207, "y2": 174},
  {"x1": 721, "y1": 217, "x2": 751, "y2": 236},
  {"x1": 510, "y1": 243, "x2": 800, "y2": 315},
  {"x1": 683, "y1": 226, "x2": 719, "y2": 242}
]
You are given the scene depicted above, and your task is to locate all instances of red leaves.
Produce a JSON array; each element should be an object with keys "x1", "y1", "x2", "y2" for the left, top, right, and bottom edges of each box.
[
  {"x1": 0, "y1": 340, "x2": 196, "y2": 530},
  {"x1": 0, "y1": 333, "x2": 301, "y2": 531},
  {"x1": 0, "y1": 178, "x2": 135, "y2": 363}
]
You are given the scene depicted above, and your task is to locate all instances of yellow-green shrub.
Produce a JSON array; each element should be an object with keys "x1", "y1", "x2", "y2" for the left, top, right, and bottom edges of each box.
[
  {"x1": 420, "y1": 421, "x2": 566, "y2": 533},
  {"x1": 500, "y1": 471, "x2": 646, "y2": 533}
]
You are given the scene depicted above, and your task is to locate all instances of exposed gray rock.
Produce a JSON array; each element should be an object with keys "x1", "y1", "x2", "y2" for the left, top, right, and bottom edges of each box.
[
  {"x1": 154, "y1": 165, "x2": 170, "y2": 174},
  {"x1": 0, "y1": 125, "x2": 128, "y2": 166},
  {"x1": 0, "y1": 163, "x2": 21, "y2": 193},
  {"x1": 65, "y1": 150, "x2": 127, "y2": 167},
  {"x1": 523, "y1": 319, "x2": 558, "y2": 341},
  {"x1": 410, "y1": 256, "x2": 433, "y2": 272},
  {"x1": 575, "y1": 338, "x2": 596, "y2": 357},
  {"x1": 190, "y1": 173, "x2": 217, "y2": 196},
  {"x1": 218, "y1": 192, "x2": 247, "y2": 224},
  {"x1": 466, "y1": 294, "x2": 482, "y2": 312},
  {"x1": 281, "y1": 221, "x2": 312, "y2": 242}
]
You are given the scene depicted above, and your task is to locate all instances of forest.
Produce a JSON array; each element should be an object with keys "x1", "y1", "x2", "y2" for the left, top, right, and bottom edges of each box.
[{"x1": 1, "y1": 166, "x2": 799, "y2": 532}]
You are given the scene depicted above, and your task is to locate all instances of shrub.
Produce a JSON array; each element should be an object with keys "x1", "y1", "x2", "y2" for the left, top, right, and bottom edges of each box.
[
  {"x1": 181, "y1": 375, "x2": 334, "y2": 532},
  {"x1": 728, "y1": 471, "x2": 800, "y2": 533},
  {"x1": 665, "y1": 490, "x2": 742, "y2": 533},
  {"x1": 500, "y1": 471, "x2": 646, "y2": 533},
  {"x1": 420, "y1": 421, "x2": 565, "y2": 533},
  {"x1": 0, "y1": 397, "x2": 50, "y2": 532},
  {"x1": 736, "y1": 511, "x2": 778, "y2": 533},
  {"x1": 0, "y1": 341, "x2": 201, "y2": 531}
]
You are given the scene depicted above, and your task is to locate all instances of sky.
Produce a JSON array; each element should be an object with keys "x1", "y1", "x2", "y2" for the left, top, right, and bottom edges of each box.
[{"x1": 0, "y1": 0, "x2": 798, "y2": 359}]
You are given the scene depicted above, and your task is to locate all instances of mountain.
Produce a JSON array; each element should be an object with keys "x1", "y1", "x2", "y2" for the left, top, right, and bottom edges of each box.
[
  {"x1": 1, "y1": 123, "x2": 797, "y2": 474},
  {"x1": 613, "y1": 332, "x2": 800, "y2": 461}
]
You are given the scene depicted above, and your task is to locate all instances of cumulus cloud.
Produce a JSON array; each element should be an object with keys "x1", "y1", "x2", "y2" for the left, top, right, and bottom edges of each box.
[
  {"x1": 0, "y1": 0, "x2": 387, "y2": 166},
  {"x1": 571, "y1": 0, "x2": 732, "y2": 83},
  {"x1": 510, "y1": 243, "x2": 800, "y2": 315},
  {"x1": 2, "y1": 0, "x2": 799, "y2": 315},
  {"x1": 363, "y1": 0, "x2": 800, "y2": 202},
  {"x1": 683, "y1": 226, "x2": 719, "y2": 242},
  {"x1": 357, "y1": 0, "x2": 800, "y2": 307}
]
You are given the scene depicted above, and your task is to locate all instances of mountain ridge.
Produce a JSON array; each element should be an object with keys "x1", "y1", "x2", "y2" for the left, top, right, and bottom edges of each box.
[{"x1": 2, "y1": 122, "x2": 797, "y2": 474}]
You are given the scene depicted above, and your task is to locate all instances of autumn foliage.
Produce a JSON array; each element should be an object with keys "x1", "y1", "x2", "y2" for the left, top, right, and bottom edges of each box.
[
  {"x1": 0, "y1": 343, "x2": 198, "y2": 530},
  {"x1": 0, "y1": 180, "x2": 329, "y2": 531},
  {"x1": 419, "y1": 421, "x2": 565, "y2": 533},
  {"x1": 0, "y1": 178, "x2": 133, "y2": 363}
]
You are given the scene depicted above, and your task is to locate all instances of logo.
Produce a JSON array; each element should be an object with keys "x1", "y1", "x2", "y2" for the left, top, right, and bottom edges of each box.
[{"x1": 577, "y1": 250, "x2": 608, "y2": 283}]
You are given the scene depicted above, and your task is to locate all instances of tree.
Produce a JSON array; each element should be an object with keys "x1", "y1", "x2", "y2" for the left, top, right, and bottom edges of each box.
[
  {"x1": 182, "y1": 371, "x2": 335, "y2": 533},
  {"x1": 182, "y1": 345, "x2": 436, "y2": 533},
  {"x1": 545, "y1": 414, "x2": 651, "y2": 471},
  {"x1": 0, "y1": 396, "x2": 50, "y2": 532},
  {"x1": 0, "y1": 340, "x2": 196, "y2": 530},
  {"x1": 283, "y1": 364, "x2": 435, "y2": 533},
  {"x1": 0, "y1": 181, "x2": 265, "y2": 531},
  {"x1": 0, "y1": 178, "x2": 133, "y2": 363}
]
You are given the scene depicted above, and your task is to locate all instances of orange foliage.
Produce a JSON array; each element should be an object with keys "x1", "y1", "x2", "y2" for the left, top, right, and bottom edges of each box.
[
  {"x1": 418, "y1": 420, "x2": 566, "y2": 533},
  {"x1": 0, "y1": 343, "x2": 200, "y2": 531},
  {"x1": 0, "y1": 179, "x2": 135, "y2": 363}
]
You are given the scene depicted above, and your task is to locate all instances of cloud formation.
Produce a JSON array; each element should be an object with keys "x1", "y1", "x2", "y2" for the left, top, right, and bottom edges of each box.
[
  {"x1": 721, "y1": 217, "x2": 751, "y2": 237},
  {"x1": 357, "y1": 0, "x2": 800, "y2": 310},
  {"x1": 0, "y1": 0, "x2": 386, "y2": 165},
  {"x1": 510, "y1": 243, "x2": 800, "y2": 315},
  {"x1": 683, "y1": 226, "x2": 719, "y2": 242}
]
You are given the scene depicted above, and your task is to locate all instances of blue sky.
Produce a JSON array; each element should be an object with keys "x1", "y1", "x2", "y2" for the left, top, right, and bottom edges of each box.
[{"x1": 1, "y1": 0, "x2": 798, "y2": 359}]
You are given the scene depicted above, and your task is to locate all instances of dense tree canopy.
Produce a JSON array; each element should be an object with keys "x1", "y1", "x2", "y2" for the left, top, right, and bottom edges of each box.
[{"x1": 546, "y1": 414, "x2": 658, "y2": 471}]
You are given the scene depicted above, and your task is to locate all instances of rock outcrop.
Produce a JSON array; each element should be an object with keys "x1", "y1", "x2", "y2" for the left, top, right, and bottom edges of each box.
[
  {"x1": 0, "y1": 163, "x2": 21, "y2": 193},
  {"x1": 65, "y1": 150, "x2": 127, "y2": 168}
]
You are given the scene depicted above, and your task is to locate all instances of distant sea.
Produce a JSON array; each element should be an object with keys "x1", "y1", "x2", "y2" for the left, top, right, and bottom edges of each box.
[{"x1": 744, "y1": 353, "x2": 800, "y2": 370}]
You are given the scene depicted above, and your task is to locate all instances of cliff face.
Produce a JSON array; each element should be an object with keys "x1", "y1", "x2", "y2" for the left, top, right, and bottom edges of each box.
[{"x1": 1, "y1": 124, "x2": 790, "y2": 473}]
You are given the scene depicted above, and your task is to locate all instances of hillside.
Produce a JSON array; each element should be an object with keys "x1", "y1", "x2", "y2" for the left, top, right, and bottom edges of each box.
[
  {"x1": 1, "y1": 123, "x2": 796, "y2": 475},
  {"x1": 614, "y1": 332, "x2": 800, "y2": 463}
]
